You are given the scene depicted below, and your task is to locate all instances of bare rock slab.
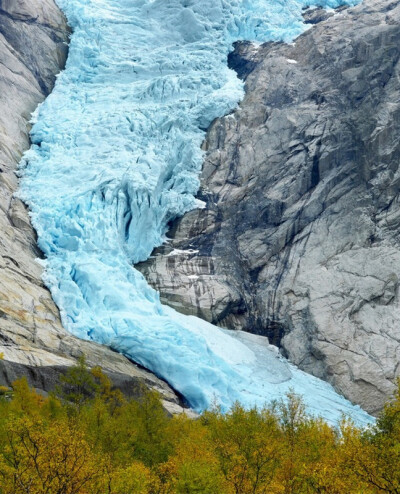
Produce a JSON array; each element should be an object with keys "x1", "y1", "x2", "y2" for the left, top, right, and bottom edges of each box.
[{"x1": 0, "y1": 0, "x2": 184, "y2": 412}]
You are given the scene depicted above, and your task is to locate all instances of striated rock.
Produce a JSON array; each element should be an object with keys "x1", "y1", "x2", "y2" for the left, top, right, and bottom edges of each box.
[
  {"x1": 138, "y1": 0, "x2": 400, "y2": 415},
  {"x1": 0, "y1": 0, "x2": 184, "y2": 414},
  {"x1": 0, "y1": 0, "x2": 69, "y2": 350},
  {"x1": 302, "y1": 7, "x2": 335, "y2": 25}
]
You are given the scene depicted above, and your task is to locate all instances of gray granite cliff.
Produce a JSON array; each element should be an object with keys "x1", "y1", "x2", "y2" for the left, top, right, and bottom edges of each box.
[
  {"x1": 139, "y1": 0, "x2": 400, "y2": 415},
  {"x1": 0, "y1": 0, "x2": 184, "y2": 413}
]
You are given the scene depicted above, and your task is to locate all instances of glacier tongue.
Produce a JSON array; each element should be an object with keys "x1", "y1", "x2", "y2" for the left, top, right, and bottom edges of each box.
[{"x1": 18, "y1": 0, "x2": 370, "y2": 425}]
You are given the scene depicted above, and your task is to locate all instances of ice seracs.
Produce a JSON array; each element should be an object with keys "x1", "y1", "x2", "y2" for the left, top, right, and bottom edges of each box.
[{"x1": 18, "y1": 0, "x2": 369, "y2": 425}]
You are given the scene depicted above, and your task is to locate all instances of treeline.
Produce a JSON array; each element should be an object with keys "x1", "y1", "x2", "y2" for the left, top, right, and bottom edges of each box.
[{"x1": 0, "y1": 357, "x2": 399, "y2": 493}]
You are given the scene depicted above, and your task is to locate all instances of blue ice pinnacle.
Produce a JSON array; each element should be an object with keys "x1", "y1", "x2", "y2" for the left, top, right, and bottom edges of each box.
[{"x1": 18, "y1": 0, "x2": 370, "y2": 425}]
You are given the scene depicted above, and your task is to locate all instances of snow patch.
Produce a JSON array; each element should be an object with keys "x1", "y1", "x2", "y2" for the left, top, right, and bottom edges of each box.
[{"x1": 168, "y1": 249, "x2": 199, "y2": 257}]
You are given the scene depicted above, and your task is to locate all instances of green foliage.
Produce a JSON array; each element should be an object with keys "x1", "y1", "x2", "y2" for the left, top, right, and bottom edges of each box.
[
  {"x1": 341, "y1": 379, "x2": 400, "y2": 494},
  {"x1": 202, "y1": 403, "x2": 282, "y2": 493},
  {"x1": 55, "y1": 354, "x2": 99, "y2": 409},
  {"x1": 0, "y1": 386, "x2": 11, "y2": 398},
  {"x1": 128, "y1": 388, "x2": 173, "y2": 467},
  {"x1": 0, "y1": 359, "x2": 399, "y2": 493}
]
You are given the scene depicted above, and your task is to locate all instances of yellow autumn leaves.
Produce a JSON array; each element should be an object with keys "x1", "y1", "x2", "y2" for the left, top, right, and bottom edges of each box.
[{"x1": 0, "y1": 357, "x2": 399, "y2": 493}]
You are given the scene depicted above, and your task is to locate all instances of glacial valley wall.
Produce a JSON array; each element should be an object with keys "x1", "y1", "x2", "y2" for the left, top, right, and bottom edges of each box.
[
  {"x1": 0, "y1": 0, "x2": 184, "y2": 413},
  {"x1": 139, "y1": 0, "x2": 400, "y2": 414}
]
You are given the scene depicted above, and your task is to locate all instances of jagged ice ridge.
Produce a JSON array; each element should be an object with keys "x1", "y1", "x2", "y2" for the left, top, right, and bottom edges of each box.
[{"x1": 18, "y1": 0, "x2": 371, "y2": 425}]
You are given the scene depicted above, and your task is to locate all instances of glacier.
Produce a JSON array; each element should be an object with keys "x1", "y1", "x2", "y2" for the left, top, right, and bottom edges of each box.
[{"x1": 17, "y1": 0, "x2": 371, "y2": 425}]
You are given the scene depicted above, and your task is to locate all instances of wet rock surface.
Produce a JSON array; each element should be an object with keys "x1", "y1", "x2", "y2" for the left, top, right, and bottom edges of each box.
[
  {"x1": 0, "y1": 0, "x2": 184, "y2": 413},
  {"x1": 138, "y1": 0, "x2": 400, "y2": 415}
]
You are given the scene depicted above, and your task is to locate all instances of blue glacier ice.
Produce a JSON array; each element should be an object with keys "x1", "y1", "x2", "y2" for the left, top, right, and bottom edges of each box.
[{"x1": 18, "y1": 0, "x2": 370, "y2": 425}]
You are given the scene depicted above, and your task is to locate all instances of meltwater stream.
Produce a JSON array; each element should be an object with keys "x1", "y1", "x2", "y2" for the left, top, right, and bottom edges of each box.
[{"x1": 18, "y1": 0, "x2": 371, "y2": 424}]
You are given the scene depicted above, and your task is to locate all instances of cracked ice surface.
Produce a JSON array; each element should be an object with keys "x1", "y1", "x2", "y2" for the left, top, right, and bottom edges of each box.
[{"x1": 18, "y1": 0, "x2": 370, "y2": 424}]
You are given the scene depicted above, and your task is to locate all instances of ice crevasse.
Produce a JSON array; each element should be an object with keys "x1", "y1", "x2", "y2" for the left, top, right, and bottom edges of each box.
[{"x1": 18, "y1": 0, "x2": 371, "y2": 425}]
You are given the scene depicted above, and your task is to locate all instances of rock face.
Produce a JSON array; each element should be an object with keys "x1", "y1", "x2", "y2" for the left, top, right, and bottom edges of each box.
[
  {"x1": 138, "y1": 0, "x2": 400, "y2": 415},
  {"x1": 0, "y1": 0, "x2": 184, "y2": 413}
]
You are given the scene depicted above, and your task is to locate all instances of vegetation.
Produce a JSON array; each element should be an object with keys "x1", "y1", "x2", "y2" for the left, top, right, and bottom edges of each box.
[{"x1": 0, "y1": 356, "x2": 399, "y2": 493}]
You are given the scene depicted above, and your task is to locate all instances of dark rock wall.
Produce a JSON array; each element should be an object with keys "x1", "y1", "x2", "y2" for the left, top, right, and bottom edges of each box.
[{"x1": 139, "y1": 0, "x2": 400, "y2": 414}]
